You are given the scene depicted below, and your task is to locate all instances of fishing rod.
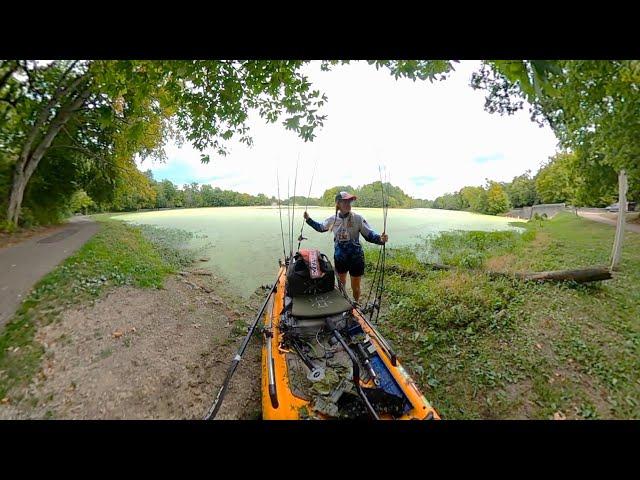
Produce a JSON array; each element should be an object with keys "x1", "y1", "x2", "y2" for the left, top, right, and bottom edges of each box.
[
  {"x1": 359, "y1": 166, "x2": 398, "y2": 364},
  {"x1": 291, "y1": 157, "x2": 299, "y2": 257},
  {"x1": 326, "y1": 317, "x2": 379, "y2": 419},
  {"x1": 331, "y1": 257, "x2": 398, "y2": 366},
  {"x1": 203, "y1": 275, "x2": 280, "y2": 420},
  {"x1": 379, "y1": 165, "x2": 389, "y2": 233},
  {"x1": 364, "y1": 167, "x2": 387, "y2": 315},
  {"x1": 264, "y1": 293, "x2": 278, "y2": 408},
  {"x1": 366, "y1": 166, "x2": 389, "y2": 326},
  {"x1": 363, "y1": 246, "x2": 383, "y2": 312},
  {"x1": 286, "y1": 178, "x2": 291, "y2": 261},
  {"x1": 372, "y1": 166, "x2": 389, "y2": 325},
  {"x1": 333, "y1": 271, "x2": 398, "y2": 367},
  {"x1": 276, "y1": 170, "x2": 287, "y2": 262},
  {"x1": 297, "y1": 157, "x2": 318, "y2": 251},
  {"x1": 345, "y1": 328, "x2": 380, "y2": 387}
]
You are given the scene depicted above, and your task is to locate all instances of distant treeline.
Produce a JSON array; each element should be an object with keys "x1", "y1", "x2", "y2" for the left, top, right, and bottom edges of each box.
[
  {"x1": 314, "y1": 183, "x2": 432, "y2": 209},
  {"x1": 71, "y1": 149, "x2": 631, "y2": 218},
  {"x1": 429, "y1": 150, "x2": 632, "y2": 216},
  {"x1": 77, "y1": 173, "x2": 433, "y2": 214}
]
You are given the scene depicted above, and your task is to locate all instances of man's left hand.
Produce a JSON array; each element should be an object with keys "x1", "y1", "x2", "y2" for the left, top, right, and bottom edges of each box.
[{"x1": 380, "y1": 233, "x2": 388, "y2": 244}]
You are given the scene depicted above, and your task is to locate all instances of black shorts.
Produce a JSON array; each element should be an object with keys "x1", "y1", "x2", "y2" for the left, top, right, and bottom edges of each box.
[{"x1": 334, "y1": 254, "x2": 365, "y2": 277}]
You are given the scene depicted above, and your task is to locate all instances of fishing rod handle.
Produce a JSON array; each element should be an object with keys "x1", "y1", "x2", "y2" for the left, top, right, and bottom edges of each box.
[{"x1": 203, "y1": 274, "x2": 280, "y2": 420}]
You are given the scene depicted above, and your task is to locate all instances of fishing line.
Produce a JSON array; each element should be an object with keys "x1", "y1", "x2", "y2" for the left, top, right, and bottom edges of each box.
[
  {"x1": 298, "y1": 157, "x2": 318, "y2": 251},
  {"x1": 287, "y1": 178, "x2": 291, "y2": 260},
  {"x1": 276, "y1": 169, "x2": 287, "y2": 262}
]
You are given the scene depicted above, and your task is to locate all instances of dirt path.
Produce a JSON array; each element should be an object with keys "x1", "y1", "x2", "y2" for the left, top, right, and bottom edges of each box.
[
  {"x1": 577, "y1": 211, "x2": 640, "y2": 233},
  {"x1": 0, "y1": 216, "x2": 99, "y2": 328},
  {"x1": 0, "y1": 270, "x2": 264, "y2": 420}
]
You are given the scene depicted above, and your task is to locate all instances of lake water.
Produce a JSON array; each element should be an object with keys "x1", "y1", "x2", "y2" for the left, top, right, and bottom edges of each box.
[{"x1": 115, "y1": 206, "x2": 524, "y2": 296}]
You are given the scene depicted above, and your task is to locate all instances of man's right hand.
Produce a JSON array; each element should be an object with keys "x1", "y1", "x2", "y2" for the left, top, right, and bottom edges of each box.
[{"x1": 303, "y1": 211, "x2": 309, "y2": 220}]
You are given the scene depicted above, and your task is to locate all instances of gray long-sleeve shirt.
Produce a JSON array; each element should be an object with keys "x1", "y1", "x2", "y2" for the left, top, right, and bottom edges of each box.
[{"x1": 306, "y1": 211, "x2": 383, "y2": 259}]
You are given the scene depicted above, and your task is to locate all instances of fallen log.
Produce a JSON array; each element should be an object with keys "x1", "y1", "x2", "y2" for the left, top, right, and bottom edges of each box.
[
  {"x1": 387, "y1": 263, "x2": 612, "y2": 283},
  {"x1": 511, "y1": 267, "x2": 612, "y2": 283}
]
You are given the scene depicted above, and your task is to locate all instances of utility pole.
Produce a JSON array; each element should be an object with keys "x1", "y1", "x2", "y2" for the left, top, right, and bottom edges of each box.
[{"x1": 610, "y1": 170, "x2": 628, "y2": 271}]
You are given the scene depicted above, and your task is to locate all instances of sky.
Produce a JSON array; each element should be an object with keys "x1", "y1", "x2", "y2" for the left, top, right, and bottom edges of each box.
[{"x1": 136, "y1": 61, "x2": 560, "y2": 200}]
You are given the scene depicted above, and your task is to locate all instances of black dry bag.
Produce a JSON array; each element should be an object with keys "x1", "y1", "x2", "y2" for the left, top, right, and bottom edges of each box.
[{"x1": 286, "y1": 251, "x2": 335, "y2": 296}]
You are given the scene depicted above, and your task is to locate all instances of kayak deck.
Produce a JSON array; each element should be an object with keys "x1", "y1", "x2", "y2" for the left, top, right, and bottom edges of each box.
[{"x1": 291, "y1": 288, "x2": 352, "y2": 318}]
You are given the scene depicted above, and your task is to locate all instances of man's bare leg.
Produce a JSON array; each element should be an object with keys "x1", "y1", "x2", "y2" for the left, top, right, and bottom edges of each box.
[
  {"x1": 351, "y1": 275, "x2": 362, "y2": 303},
  {"x1": 338, "y1": 272, "x2": 348, "y2": 292}
]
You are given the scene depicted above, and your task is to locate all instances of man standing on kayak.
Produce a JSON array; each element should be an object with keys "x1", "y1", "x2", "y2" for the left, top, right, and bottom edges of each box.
[{"x1": 303, "y1": 191, "x2": 388, "y2": 304}]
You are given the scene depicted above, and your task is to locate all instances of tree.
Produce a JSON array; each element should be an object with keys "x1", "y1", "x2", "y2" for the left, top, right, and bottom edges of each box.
[
  {"x1": 569, "y1": 154, "x2": 618, "y2": 207},
  {"x1": 353, "y1": 181, "x2": 384, "y2": 208},
  {"x1": 283, "y1": 195, "x2": 320, "y2": 206},
  {"x1": 459, "y1": 186, "x2": 488, "y2": 213},
  {"x1": 154, "y1": 179, "x2": 178, "y2": 208},
  {"x1": 432, "y1": 192, "x2": 464, "y2": 211},
  {"x1": 485, "y1": 181, "x2": 510, "y2": 215},
  {"x1": 110, "y1": 166, "x2": 157, "y2": 211},
  {"x1": 535, "y1": 153, "x2": 575, "y2": 204},
  {"x1": 472, "y1": 60, "x2": 640, "y2": 203},
  {"x1": 505, "y1": 171, "x2": 539, "y2": 208},
  {"x1": 199, "y1": 184, "x2": 216, "y2": 206},
  {"x1": 411, "y1": 198, "x2": 434, "y2": 208},
  {"x1": 2, "y1": 61, "x2": 93, "y2": 226},
  {"x1": 321, "y1": 186, "x2": 355, "y2": 206},
  {"x1": 68, "y1": 190, "x2": 94, "y2": 214},
  {"x1": 181, "y1": 182, "x2": 202, "y2": 209}
]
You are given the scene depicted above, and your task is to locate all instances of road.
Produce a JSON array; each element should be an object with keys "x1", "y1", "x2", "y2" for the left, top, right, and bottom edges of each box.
[
  {"x1": 0, "y1": 216, "x2": 99, "y2": 328},
  {"x1": 577, "y1": 211, "x2": 640, "y2": 233}
]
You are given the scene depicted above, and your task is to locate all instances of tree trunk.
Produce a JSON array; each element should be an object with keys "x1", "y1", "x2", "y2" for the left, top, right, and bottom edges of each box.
[
  {"x1": 610, "y1": 170, "x2": 628, "y2": 271},
  {"x1": 6, "y1": 87, "x2": 90, "y2": 226},
  {"x1": 7, "y1": 171, "x2": 27, "y2": 225}
]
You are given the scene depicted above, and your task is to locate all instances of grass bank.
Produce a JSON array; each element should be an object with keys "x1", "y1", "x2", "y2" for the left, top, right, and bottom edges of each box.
[
  {"x1": 0, "y1": 216, "x2": 200, "y2": 400},
  {"x1": 365, "y1": 212, "x2": 639, "y2": 419}
]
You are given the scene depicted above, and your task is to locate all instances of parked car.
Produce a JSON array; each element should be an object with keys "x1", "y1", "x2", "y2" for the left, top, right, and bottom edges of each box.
[{"x1": 605, "y1": 202, "x2": 637, "y2": 212}]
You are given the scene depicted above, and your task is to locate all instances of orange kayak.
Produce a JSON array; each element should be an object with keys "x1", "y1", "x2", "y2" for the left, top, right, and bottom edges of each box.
[{"x1": 261, "y1": 264, "x2": 439, "y2": 420}]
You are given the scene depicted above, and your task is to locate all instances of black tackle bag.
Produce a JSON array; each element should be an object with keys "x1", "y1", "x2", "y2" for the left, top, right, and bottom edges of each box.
[{"x1": 286, "y1": 251, "x2": 335, "y2": 296}]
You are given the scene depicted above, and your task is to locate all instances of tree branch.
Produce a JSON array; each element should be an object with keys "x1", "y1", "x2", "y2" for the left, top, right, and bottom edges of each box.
[
  {"x1": 23, "y1": 86, "x2": 91, "y2": 180},
  {"x1": 0, "y1": 60, "x2": 19, "y2": 92},
  {"x1": 56, "y1": 125, "x2": 132, "y2": 175},
  {"x1": 19, "y1": 72, "x2": 90, "y2": 175},
  {"x1": 19, "y1": 60, "x2": 46, "y2": 98}
]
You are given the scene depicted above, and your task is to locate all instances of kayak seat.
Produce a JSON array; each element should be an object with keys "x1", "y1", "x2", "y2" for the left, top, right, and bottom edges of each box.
[{"x1": 291, "y1": 288, "x2": 353, "y2": 318}]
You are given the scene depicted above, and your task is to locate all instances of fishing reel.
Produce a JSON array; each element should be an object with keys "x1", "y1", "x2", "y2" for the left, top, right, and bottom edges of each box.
[
  {"x1": 307, "y1": 367, "x2": 326, "y2": 383},
  {"x1": 361, "y1": 299, "x2": 380, "y2": 316}
]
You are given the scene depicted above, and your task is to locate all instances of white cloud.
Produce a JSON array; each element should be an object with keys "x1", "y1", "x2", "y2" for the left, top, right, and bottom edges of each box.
[{"x1": 138, "y1": 60, "x2": 559, "y2": 199}]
